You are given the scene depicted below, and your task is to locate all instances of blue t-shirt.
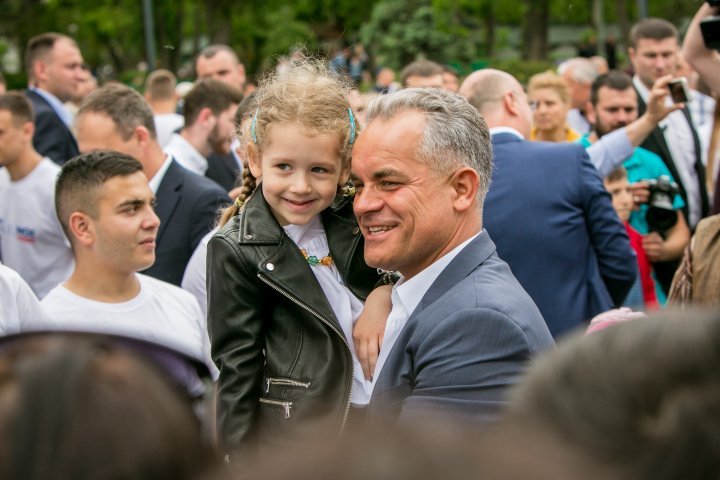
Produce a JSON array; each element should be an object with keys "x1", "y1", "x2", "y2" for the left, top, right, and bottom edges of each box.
[{"x1": 579, "y1": 134, "x2": 685, "y2": 234}]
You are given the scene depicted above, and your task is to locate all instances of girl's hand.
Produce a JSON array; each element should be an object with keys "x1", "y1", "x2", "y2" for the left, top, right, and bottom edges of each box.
[{"x1": 353, "y1": 285, "x2": 392, "y2": 380}]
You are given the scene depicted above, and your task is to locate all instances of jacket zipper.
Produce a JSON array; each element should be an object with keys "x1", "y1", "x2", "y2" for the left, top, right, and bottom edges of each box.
[
  {"x1": 258, "y1": 274, "x2": 354, "y2": 432},
  {"x1": 259, "y1": 398, "x2": 293, "y2": 419},
  {"x1": 265, "y1": 377, "x2": 311, "y2": 394}
]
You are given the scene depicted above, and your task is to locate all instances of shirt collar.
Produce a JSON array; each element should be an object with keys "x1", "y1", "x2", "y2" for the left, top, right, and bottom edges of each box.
[
  {"x1": 394, "y1": 232, "x2": 482, "y2": 317},
  {"x1": 30, "y1": 87, "x2": 73, "y2": 128},
  {"x1": 148, "y1": 155, "x2": 173, "y2": 194},
  {"x1": 163, "y1": 133, "x2": 208, "y2": 175},
  {"x1": 489, "y1": 127, "x2": 525, "y2": 139}
]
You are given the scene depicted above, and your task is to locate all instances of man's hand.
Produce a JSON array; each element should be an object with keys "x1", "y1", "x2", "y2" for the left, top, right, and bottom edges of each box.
[
  {"x1": 642, "y1": 231, "x2": 667, "y2": 262},
  {"x1": 630, "y1": 181, "x2": 650, "y2": 210},
  {"x1": 353, "y1": 285, "x2": 392, "y2": 380},
  {"x1": 646, "y1": 74, "x2": 684, "y2": 125}
]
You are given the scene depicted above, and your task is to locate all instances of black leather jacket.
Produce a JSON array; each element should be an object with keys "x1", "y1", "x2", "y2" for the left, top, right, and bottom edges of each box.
[{"x1": 207, "y1": 189, "x2": 379, "y2": 456}]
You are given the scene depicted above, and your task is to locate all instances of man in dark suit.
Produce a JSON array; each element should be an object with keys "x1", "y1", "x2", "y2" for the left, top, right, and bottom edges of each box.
[
  {"x1": 460, "y1": 69, "x2": 636, "y2": 338},
  {"x1": 74, "y1": 84, "x2": 230, "y2": 286},
  {"x1": 629, "y1": 18, "x2": 709, "y2": 230},
  {"x1": 351, "y1": 88, "x2": 554, "y2": 424},
  {"x1": 23, "y1": 33, "x2": 83, "y2": 165}
]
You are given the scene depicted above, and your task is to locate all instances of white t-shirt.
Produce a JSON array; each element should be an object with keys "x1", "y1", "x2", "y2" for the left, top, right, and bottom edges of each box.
[
  {"x1": 283, "y1": 216, "x2": 369, "y2": 405},
  {"x1": 0, "y1": 158, "x2": 74, "y2": 299},
  {"x1": 38, "y1": 273, "x2": 218, "y2": 378},
  {"x1": 181, "y1": 228, "x2": 216, "y2": 319},
  {"x1": 0, "y1": 262, "x2": 52, "y2": 335}
]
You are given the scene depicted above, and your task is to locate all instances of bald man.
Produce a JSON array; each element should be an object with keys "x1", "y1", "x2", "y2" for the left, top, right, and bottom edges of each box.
[{"x1": 460, "y1": 69, "x2": 636, "y2": 337}]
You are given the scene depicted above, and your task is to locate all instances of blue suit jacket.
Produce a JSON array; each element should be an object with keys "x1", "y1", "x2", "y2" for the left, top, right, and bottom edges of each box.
[
  {"x1": 484, "y1": 133, "x2": 636, "y2": 337},
  {"x1": 25, "y1": 90, "x2": 79, "y2": 165},
  {"x1": 368, "y1": 232, "x2": 554, "y2": 424},
  {"x1": 142, "y1": 159, "x2": 230, "y2": 286}
]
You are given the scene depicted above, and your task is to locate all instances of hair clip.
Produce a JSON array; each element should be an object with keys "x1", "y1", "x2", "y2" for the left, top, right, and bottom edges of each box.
[
  {"x1": 340, "y1": 184, "x2": 356, "y2": 197},
  {"x1": 234, "y1": 196, "x2": 245, "y2": 209},
  {"x1": 348, "y1": 108, "x2": 357, "y2": 145},
  {"x1": 250, "y1": 108, "x2": 259, "y2": 143}
]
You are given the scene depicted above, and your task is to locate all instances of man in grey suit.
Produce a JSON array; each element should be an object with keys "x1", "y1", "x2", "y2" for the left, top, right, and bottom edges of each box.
[{"x1": 351, "y1": 88, "x2": 554, "y2": 423}]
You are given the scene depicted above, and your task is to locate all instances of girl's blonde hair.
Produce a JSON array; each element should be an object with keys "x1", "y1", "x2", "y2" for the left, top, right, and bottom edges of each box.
[{"x1": 219, "y1": 58, "x2": 355, "y2": 227}]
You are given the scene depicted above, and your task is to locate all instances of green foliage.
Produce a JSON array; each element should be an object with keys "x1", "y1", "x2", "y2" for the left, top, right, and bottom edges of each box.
[{"x1": 488, "y1": 59, "x2": 556, "y2": 85}]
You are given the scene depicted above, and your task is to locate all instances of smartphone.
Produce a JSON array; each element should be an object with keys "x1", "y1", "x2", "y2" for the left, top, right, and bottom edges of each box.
[{"x1": 667, "y1": 77, "x2": 691, "y2": 104}]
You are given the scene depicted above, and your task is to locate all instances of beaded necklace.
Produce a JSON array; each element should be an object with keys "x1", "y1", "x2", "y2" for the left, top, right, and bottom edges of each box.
[{"x1": 300, "y1": 248, "x2": 334, "y2": 267}]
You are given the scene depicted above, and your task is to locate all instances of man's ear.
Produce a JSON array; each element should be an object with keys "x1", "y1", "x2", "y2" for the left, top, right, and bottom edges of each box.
[
  {"x1": 22, "y1": 121, "x2": 35, "y2": 142},
  {"x1": 68, "y1": 212, "x2": 95, "y2": 247},
  {"x1": 198, "y1": 107, "x2": 214, "y2": 128},
  {"x1": 504, "y1": 91, "x2": 521, "y2": 117},
  {"x1": 31, "y1": 60, "x2": 46, "y2": 86},
  {"x1": 585, "y1": 102, "x2": 597, "y2": 125},
  {"x1": 628, "y1": 47, "x2": 636, "y2": 65},
  {"x1": 133, "y1": 125, "x2": 152, "y2": 148},
  {"x1": 450, "y1": 167, "x2": 480, "y2": 212},
  {"x1": 246, "y1": 143, "x2": 262, "y2": 179}
]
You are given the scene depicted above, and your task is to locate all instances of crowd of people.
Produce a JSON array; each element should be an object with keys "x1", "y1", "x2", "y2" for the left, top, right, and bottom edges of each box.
[{"x1": 1, "y1": 4, "x2": 720, "y2": 479}]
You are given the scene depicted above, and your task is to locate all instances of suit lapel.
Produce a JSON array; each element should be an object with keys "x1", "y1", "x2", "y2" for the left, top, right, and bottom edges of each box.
[
  {"x1": 412, "y1": 233, "x2": 497, "y2": 317},
  {"x1": 681, "y1": 107, "x2": 710, "y2": 217},
  {"x1": 154, "y1": 160, "x2": 184, "y2": 244}
]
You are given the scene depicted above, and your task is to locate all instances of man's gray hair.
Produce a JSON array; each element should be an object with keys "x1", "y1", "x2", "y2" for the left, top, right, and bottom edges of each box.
[
  {"x1": 364, "y1": 88, "x2": 492, "y2": 202},
  {"x1": 558, "y1": 58, "x2": 599, "y2": 85}
]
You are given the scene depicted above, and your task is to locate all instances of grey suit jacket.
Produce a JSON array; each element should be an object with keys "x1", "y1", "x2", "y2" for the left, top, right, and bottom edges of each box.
[{"x1": 368, "y1": 232, "x2": 554, "y2": 424}]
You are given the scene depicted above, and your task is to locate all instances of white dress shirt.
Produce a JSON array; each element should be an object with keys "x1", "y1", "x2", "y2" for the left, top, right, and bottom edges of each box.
[
  {"x1": 164, "y1": 133, "x2": 208, "y2": 176},
  {"x1": 368, "y1": 232, "x2": 481, "y2": 395},
  {"x1": 634, "y1": 76, "x2": 703, "y2": 227},
  {"x1": 148, "y1": 155, "x2": 174, "y2": 194}
]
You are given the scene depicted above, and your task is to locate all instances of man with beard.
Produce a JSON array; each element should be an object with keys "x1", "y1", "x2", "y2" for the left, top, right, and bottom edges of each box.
[
  {"x1": 75, "y1": 84, "x2": 230, "y2": 286},
  {"x1": 164, "y1": 78, "x2": 241, "y2": 181},
  {"x1": 581, "y1": 71, "x2": 690, "y2": 299}
]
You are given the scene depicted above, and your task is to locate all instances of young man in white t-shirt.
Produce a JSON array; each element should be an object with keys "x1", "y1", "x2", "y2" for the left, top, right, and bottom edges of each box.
[
  {"x1": 36, "y1": 151, "x2": 216, "y2": 376},
  {"x1": 0, "y1": 92, "x2": 74, "y2": 298}
]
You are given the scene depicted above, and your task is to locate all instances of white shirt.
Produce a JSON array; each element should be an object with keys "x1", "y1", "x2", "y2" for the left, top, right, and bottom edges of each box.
[
  {"x1": 566, "y1": 108, "x2": 591, "y2": 135},
  {"x1": 283, "y1": 216, "x2": 369, "y2": 404},
  {"x1": 164, "y1": 133, "x2": 208, "y2": 176},
  {"x1": 38, "y1": 273, "x2": 218, "y2": 378},
  {"x1": 368, "y1": 232, "x2": 481, "y2": 395},
  {"x1": 29, "y1": 87, "x2": 73, "y2": 128},
  {"x1": 181, "y1": 228, "x2": 217, "y2": 319},
  {"x1": 148, "y1": 155, "x2": 174, "y2": 194},
  {"x1": 0, "y1": 262, "x2": 52, "y2": 335},
  {"x1": 0, "y1": 158, "x2": 74, "y2": 299},
  {"x1": 634, "y1": 76, "x2": 703, "y2": 227},
  {"x1": 154, "y1": 113, "x2": 185, "y2": 148},
  {"x1": 490, "y1": 125, "x2": 634, "y2": 179}
]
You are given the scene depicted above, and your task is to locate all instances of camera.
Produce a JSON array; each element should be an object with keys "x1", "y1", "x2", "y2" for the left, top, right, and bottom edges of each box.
[
  {"x1": 645, "y1": 176, "x2": 679, "y2": 236},
  {"x1": 702, "y1": 1, "x2": 720, "y2": 49},
  {"x1": 667, "y1": 77, "x2": 691, "y2": 104}
]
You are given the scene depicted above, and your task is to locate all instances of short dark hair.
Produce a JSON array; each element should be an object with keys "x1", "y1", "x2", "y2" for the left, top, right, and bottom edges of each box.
[
  {"x1": 400, "y1": 60, "x2": 444, "y2": 87},
  {"x1": 507, "y1": 310, "x2": 720, "y2": 480},
  {"x1": 55, "y1": 150, "x2": 144, "y2": 239},
  {"x1": 25, "y1": 32, "x2": 75, "y2": 80},
  {"x1": 197, "y1": 44, "x2": 239, "y2": 63},
  {"x1": 0, "y1": 334, "x2": 215, "y2": 480},
  {"x1": 630, "y1": 18, "x2": 678, "y2": 48},
  {"x1": 78, "y1": 84, "x2": 157, "y2": 140},
  {"x1": 605, "y1": 166, "x2": 628, "y2": 183},
  {"x1": 0, "y1": 92, "x2": 35, "y2": 125},
  {"x1": 144, "y1": 69, "x2": 177, "y2": 101},
  {"x1": 590, "y1": 70, "x2": 634, "y2": 106},
  {"x1": 182, "y1": 78, "x2": 242, "y2": 126}
]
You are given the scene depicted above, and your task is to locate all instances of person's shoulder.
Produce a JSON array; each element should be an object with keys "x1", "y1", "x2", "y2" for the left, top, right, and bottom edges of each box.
[
  {"x1": 177, "y1": 163, "x2": 228, "y2": 197},
  {"x1": 39, "y1": 283, "x2": 73, "y2": 308},
  {"x1": 138, "y1": 273, "x2": 198, "y2": 305},
  {"x1": 0, "y1": 264, "x2": 25, "y2": 293},
  {"x1": 633, "y1": 146, "x2": 668, "y2": 170}
]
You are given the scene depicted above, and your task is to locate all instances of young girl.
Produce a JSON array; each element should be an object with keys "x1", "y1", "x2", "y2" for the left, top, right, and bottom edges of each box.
[{"x1": 207, "y1": 60, "x2": 389, "y2": 460}]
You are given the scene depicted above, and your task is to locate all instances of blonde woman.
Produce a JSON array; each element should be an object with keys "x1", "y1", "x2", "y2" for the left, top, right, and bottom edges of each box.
[{"x1": 528, "y1": 71, "x2": 580, "y2": 142}]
